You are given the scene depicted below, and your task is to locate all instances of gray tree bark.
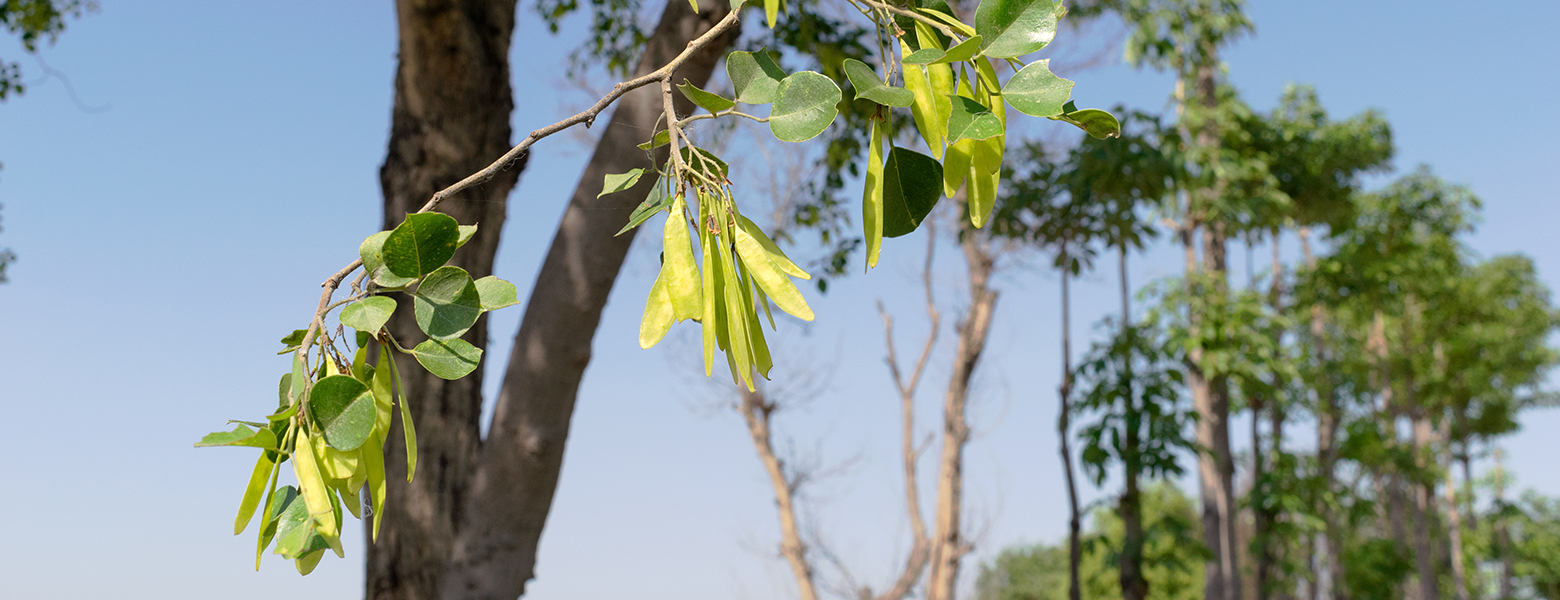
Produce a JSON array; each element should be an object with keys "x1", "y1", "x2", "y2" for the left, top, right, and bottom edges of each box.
[
  {"x1": 438, "y1": 1, "x2": 734, "y2": 597},
  {"x1": 370, "y1": 2, "x2": 522, "y2": 598},
  {"x1": 367, "y1": 1, "x2": 735, "y2": 598}
]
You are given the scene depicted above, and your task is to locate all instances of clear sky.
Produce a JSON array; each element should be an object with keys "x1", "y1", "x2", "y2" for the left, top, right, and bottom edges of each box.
[{"x1": 2, "y1": 1, "x2": 1557, "y2": 599}]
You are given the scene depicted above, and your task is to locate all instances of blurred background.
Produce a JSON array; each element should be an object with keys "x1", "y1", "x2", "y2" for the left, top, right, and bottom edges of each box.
[{"x1": 1, "y1": 1, "x2": 1557, "y2": 599}]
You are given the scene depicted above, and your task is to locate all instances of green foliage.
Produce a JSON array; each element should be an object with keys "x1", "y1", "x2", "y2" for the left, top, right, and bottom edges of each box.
[
  {"x1": 1073, "y1": 320, "x2": 1195, "y2": 486},
  {"x1": 1342, "y1": 539, "x2": 1413, "y2": 600},
  {"x1": 1, "y1": 0, "x2": 91, "y2": 100},
  {"x1": 974, "y1": 483, "x2": 1204, "y2": 600},
  {"x1": 199, "y1": 210, "x2": 521, "y2": 574}
]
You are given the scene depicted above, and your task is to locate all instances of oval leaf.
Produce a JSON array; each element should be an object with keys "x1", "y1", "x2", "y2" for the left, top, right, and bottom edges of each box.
[
  {"x1": 1049, "y1": 107, "x2": 1122, "y2": 139},
  {"x1": 946, "y1": 95, "x2": 1005, "y2": 143},
  {"x1": 843, "y1": 59, "x2": 913, "y2": 108},
  {"x1": 456, "y1": 224, "x2": 478, "y2": 249},
  {"x1": 413, "y1": 265, "x2": 482, "y2": 340},
  {"x1": 1003, "y1": 59, "x2": 1074, "y2": 117},
  {"x1": 473, "y1": 276, "x2": 520, "y2": 310},
  {"x1": 616, "y1": 176, "x2": 671, "y2": 236},
  {"x1": 412, "y1": 338, "x2": 483, "y2": 380},
  {"x1": 902, "y1": 48, "x2": 947, "y2": 65},
  {"x1": 882, "y1": 147, "x2": 945, "y2": 238},
  {"x1": 769, "y1": 71, "x2": 842, "y2": 143},
  {"x1": 382, "y1": 212, "x2": 460, "y2": 278},
  {"x1": 309, "y1": 375, "x2": 377, "y2": 451},
  {"x1": 340, "y1": 296, "x2": 397, "y2": 334},
  {"x1": 932, "y1": 35, "x2": 983, "y2": 64},
  {"x1": 973, "y1": 0, "x2": 1064, "y2": 58},
  {"x1": 726, "y1": 49, "x2": 787, "y2": 104}
]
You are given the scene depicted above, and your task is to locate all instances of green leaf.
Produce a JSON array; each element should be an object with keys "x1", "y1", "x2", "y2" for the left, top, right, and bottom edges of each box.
[
  {"x1": 946, "y1": 96, "x2": 1005, "y2": 143},
  {"x1": 677, "y1": 80, "x2": 735, "y2": 113},
  {"x1": 291, "y1": 352, "x2": 308, "y2": 403},
  {"x1": 295, "y1": 549, "x2": 326, "y2": 575},
  {"x1": 843, "y1": 59, "x2": 913, "y2": 108},
  {"x1": 389, "y1": 350, "x2": 416, "y2": 483},
  {"x1": 915, "y1": 4, "x2": 977, "y2": 37},
  {"x1": 727, "y1": 49, "x2": 788, "y2": 104},
  {"x1": 882, "y1": 147, "x2": 944, "y2": 238},
  {"x1": 973, "y1": 0, "x2": 1064, "y2": 58},
  {"x1": 411, "y1": 338, "x2": 483, "y2": 380},
  {"x1": 279, "y1": 329, "x2": 308, "y2": 354},
  {"x1": 637, "y1": 130, "x2": 670, "y2": 152},
  {"x1": 235, "y1": 451, "x2": 275, "y2": 535},
  {"x1": 267, "y1": 486, "x2": 313, "y2": 558},
  {"x1": 1002, "y1": 59, "x2": 1073, "y2": 117},
  {"x1": 863, "y1": 120, "x2": 885, "y2": 269},
  {"x1": 340, "y1": 297, "x2": 396, "y2": 335},
  {"x1": 1049, "y1": 107, "x2": 1121, "y2": 139},
  {"x1": 617, "y1": 178, "x2": 673, "y2": 236},
  {"x1": 382, "y1": 212, "x2": 460, "y2": 278},
  {"x1": 456, "y1": 224, "x2": 478, "y2": 249},
  {"x1": 195, "y1": 424, "x2": 278, "y2": 450},
  {"x1": 769, "y1": 71, "x2": 841, "y2": 143},
  {"x1": 308, "y1": 375, "x2": 377, "y2": 452},
  {"x1": 902, "y1": 48, "x2": 946, "y2": 65},
  {"x1": 764, "y1": 0, "x2": 779, "y2": 27},
  {"x1": 413, "y1": 266, "x2": 482, "y2": 340},
  {"x1": 935, "y1": 35, "x2": 983, "y2": 64},
  {"x1": 599, "y1": 168, "x2": 646, "y2": 198},
  {"x1": 360, "y1": 231, "x2": 416, "y2": 289},
  {"x1": 473, "y1": 276, "x2": 520, "y2": 310}
]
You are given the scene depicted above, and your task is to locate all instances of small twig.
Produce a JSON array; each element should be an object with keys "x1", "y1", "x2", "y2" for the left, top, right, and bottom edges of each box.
[{"x1": 851, "y1": 0, "x2": 960, "y2": 41}]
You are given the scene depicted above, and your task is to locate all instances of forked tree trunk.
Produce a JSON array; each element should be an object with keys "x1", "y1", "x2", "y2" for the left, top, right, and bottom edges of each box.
[
  {"x1": 369, "y1": 1, "x2": 735, "y2": 598},
  {"x1": 440, "y1": 1, "x2": 734, "y2": 597},
  {"x1": 1118, "y1": 247, "x2": 1147, "y2": 600},
  {"x1": 1058, "y1": 241, "x2": 1084, "y2": 600},
  {"x1": 926, "y1": 224, "x2": 999, "y2": 600},
  {"x1": 370, "y1": 2, "x2": 523, "y2": 598}
]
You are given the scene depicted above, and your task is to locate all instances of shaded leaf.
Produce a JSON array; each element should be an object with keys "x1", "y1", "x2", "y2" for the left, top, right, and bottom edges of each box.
[
  {"x1": 308, "y1": 375, "x2": 377, "y2": 452},
  {"x1": 195, "y1": 424, "x2": 278, "y2": 450},
  {"x1": 843, "y1": 58, "x2": 912, "y2": 108},
  {"x1": 1049, "y1": 106, "x2": 1121, "y2": 139},
  {"x1": 339, "y1": 297, "x2": 396, "y2": 335},
  {"x1": 946, "y1": 95, "x2": 1005, "y2": 142},
  {"x1": 616, "y1": 176, "x2": 672, "y2": 236},
  {"x1": 727, "y1": 49, "x2": 787, "y2": 104},
  {"x1": 598, "y1": 168, "x2": 645, "y2": 198},
  {"x1": 677, "y1": 79, "x2": 735, "y2": 113},
  {"x1": 456, "y1": 224, "x2": 478, "y2": 249},
  {"x1": 411, "y1": 338, "x2": 483, "y2": 380},
  {"x1": 882, "y1": 147, "x2": 944, "y2": 237},
  {"x1": 769, "y1": 71, "x2": 841, "y2": 143},
  {"x1": 473, "y1": 276, "x2": 519, "y2": 310},
  {"x1": 413, "y1": 265, "x2": 482, "y2": 340},
  {"x1": 1003, "y1": 59, "x2": 1073, "y2": 117}
]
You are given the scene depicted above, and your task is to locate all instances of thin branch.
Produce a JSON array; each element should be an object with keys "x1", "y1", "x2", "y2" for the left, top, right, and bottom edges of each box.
[{"x1": 291, "y1": 9, "x2": 743, "y2": 370}]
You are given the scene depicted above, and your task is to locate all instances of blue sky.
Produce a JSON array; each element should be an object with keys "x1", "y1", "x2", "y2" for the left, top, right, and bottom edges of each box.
[{"x1": 1, "y1": 1, "x2": 1557, "y2": 598}]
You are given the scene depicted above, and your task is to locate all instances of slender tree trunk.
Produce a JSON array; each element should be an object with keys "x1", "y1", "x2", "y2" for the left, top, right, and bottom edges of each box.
[
  {"x1": 927, "y1": 227, "x2": 999, "y2": 600},
  {"x1": 739, "y1": 386, "x2": 821, "y2": 600},
  {"x1": 1299, "y1": 228, "x2": 1346, "y2": 600},
  {"x1": 434, "y1": 2, "x2": 735, "y2": 598},
  {"x1": 1060, "y1": 241, "x2": 1084, "y2": 600},
  {"x1": 1494, "y1": 448, "x2": 1515, "y2": 600},
  {"x1": 1443, "y1": 419, "x2": 1469, "y2": 600},
  {"x1": 1196, "y1": 218, "x2": 1239, "y2": 600},
  {"x1": 1251, "y1": 398, "x2": 1270, "y2": 600},
  {"x1": 369, "y1": 2, "x2": 522, "y2": 598},
  {"x1": 1116, "y1": 245, "x2": 1148, "y2": 600},
  {"x1": 1400, "y1": 297, "x2": 1438, "y2": 600}
]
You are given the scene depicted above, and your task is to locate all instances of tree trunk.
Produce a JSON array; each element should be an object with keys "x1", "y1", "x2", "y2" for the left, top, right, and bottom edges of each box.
[
  {"x1": 1299, "y1": 228, "x2": 1346, "y2": 600},
  {"x1": 1443, "y1": 419, "x2": 1469, "y2": 600},
  {"x1": 927, "y1": 226, "x2": 999, "y2": 600},
  {"x1": 369, "y1": 2, "x2": 522, "y2": 598},
  {"x1": 1117, "y1": 245, "x2": 1148, "y2": 600},
  {"x1": 1196, "y1": 218, "x2": 1240, "y2": 600},
  {"x1": 434, "y1": 2, "x2": 735, "y2": 598},
  {"x1": 1060, "y1": 241, "x2": 1084, "y2": 600},
  {"x1": 739, "y1": 386, "x2": 821, "y2": 600}
]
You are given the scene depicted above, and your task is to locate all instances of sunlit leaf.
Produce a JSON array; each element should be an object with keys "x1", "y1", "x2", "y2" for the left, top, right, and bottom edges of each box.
[
  {"x1": 843, "y1": 58, "x2": 912, "y2": 108},
  {"x1": 769, "y1": 71, "x2": 841, "y2": 143},
  {"x1": 677, "y1": 79, "x2": 735, "y2": 113},
  {"x1": 727, "y1": 49, "x2": 787, "y2": 104},
  {"x1": 413, "y1": 265, "x2": 482, "y2": 340},
  {"x1": 382, "y1": 212, "x2": 460, "y2": 278},
  {"x1": 411, "y1": 338, "x2": 483, "y2": 380},
  {"x1": 973, "y1": 0, "x2": 1064, "y2": 58},
  {"x1": 1003, "y1": 59, "x2": 1073, "y2": 117}
]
